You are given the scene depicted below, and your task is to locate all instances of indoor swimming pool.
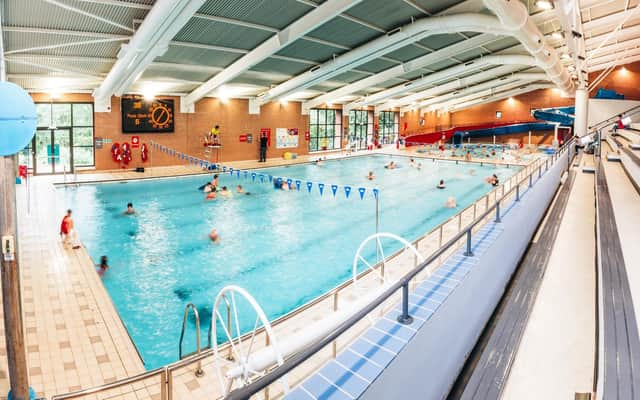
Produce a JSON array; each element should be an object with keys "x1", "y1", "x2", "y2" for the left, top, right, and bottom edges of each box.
[{"x1": 56, "y1": 154, "x2": 521, "y2": 369}]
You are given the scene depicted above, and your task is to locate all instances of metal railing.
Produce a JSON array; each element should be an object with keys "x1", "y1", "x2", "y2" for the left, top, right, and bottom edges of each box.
[
  {"x1": 178, "y1": 304, "x2": 204, "y2": 377},
  {"x1": 49, "y1": 146, "x2": 570, "y2": 400},
  {"x1": 588, "y1": 104, "x2": 640, "y2": 134},
  {"x1": 225, "y1": 141, "x2": 573, "y2": 400}
]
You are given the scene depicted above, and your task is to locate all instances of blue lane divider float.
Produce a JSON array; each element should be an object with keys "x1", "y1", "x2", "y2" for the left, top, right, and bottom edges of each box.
[{"x1": 150, "y1": 141, "x2": 379, "y2": 201}]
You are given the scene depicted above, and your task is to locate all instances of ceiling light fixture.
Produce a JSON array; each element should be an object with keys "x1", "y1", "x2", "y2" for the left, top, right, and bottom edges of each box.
[
  {"x1": 551, "y1": 31, "x2": 564, "y2": 40},
  {"x1": 536, "y1": 0, "x2": 554, "y2": 10}
]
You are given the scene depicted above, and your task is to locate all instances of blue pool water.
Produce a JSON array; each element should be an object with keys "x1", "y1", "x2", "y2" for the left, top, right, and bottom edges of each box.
[{"x1": 56, "y1": 154, "x2": 520, "y2": 369}]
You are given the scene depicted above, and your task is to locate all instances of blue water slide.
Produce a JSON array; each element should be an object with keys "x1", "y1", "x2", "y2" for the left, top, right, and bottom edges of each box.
[
  {"x1": 453, "y1": 122, "x2": 556, "y2": 139},
  {"x1": 532, "y1": 106, "x2": 575, "y2": 125}
]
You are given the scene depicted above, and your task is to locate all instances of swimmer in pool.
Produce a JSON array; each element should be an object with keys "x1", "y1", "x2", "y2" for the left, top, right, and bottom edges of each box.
[
  {"x1": 211, "y1": 174, "x2": 219, "y2": 189},
  {"x1": 206, "y1": 191, "x2": 217, "y2": 200},
  {"x1": 437, "y1": 179, "x2": 446, "y2": 189},
  {"x1": 97, "y1": 255, "x2": 109, "y2": 277},
  {"x1": 281, "y1": 181, "x2": 290, "y2": 190},
  {"x1": 219, "y1": 186, "x2": 232, "y2": 197},
  {"x1": 203, "y1": 183, "x2": 213, "y2": 193},
  {"x1": 124, "y1": 202, "x2": 135, "y2": 215},
  {"x1": 367, "y1": 171, "x2": 375, "y2": 180},
  {"x1": 486, "y1": 174, "x2": 499, "y2": 186},
  {"x1": 315, "y1": 158, "x2": 323, "y2": 166},
  {"x1": 445, "y1": 197, "x2": 456, "y2": 208},
  {"x1": 209, "y1": 229, "x2": 220, "y2": 243},
  {"x1": 236, "y1": 185, "x2": 250, "y2": 195},
  {"x1": 384, "y1": 161, "x2": 396, "y2": 169}
]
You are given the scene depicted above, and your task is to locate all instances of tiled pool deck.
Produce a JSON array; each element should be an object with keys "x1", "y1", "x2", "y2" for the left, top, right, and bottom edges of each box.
[{"x1": 0, "y1": 148, "x2": 534, "y2": 399}]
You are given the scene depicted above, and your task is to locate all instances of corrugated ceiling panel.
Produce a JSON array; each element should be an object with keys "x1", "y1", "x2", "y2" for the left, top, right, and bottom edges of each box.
[
  {"x1": 331, "y1": 70, "x2": 371, "y2": 83},
  {"x1": 455, "y1": 47, "x2": 487, "y2": 62},
  {"x1": 346, "y1": 0, "x2": 419, "y2": 31},
  {"x1": 413, "y1": 0, "x2": 472, "y2": 14},
  {"x1": 4, "y1": 31, "x2": 123, "y2": 57},
  {"x1": 197, "y1": 0, "x2": 312, "y2": 30},
  {"x1": 385, "y1": 44, "x2": 431, "y2": 62},
  {"x1": 251, "y1": 57, "x2": 311, "y2": 76},
  {"x1": 419, "y1": 33, "x2": 465, "y2": 50},
  {"x1": 141, "y1": 68, "x2": 213, "y2": 84},
  {"x1": 356, "y1": 58, "x2": 398, "y2": 73},
  {"x1": 480, "y1": 36, "x2": 520, "y2": 52},
  {"x1": 174, "y1": 18, "x2": 272, "y2": 50},
  {"x1": 156, "y1": 45, "x2": 244, "y2": 68},
  {"x1": 275, "y1": 38, "x2": 346, "y2": 63},
  {"x1": 4, "y1": 0, "x2": 144, "y2": 34},
  {"x1": 426, "y1": 57, "x2": 463, "y2": 72},
  {"x1": 306, "y1": 17, "x2": 379, "y2": 48}
]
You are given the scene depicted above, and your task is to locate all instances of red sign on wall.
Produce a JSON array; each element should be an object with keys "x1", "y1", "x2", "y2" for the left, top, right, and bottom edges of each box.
[
  {"x1": 305, "y1": 131, "x2": 310, "y2": 141},
  {"x1": 131, "y1": 135, "x2": 140, "y2": 148},
  {"x1": 239, "y1": 135, "x2": 247, "y2": 142}
]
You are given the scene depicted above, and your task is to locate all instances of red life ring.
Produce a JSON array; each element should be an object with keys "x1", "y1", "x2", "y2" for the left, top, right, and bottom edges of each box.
[
  {"x1": 121, "y1": 142, "x2": 132, "y2": 165},
  {"x1": 111, "y1": 143, "x2": 120, "y2": 162},
  {"x1": 141, "y1": 143, "x2": 148, "y2": 162}
]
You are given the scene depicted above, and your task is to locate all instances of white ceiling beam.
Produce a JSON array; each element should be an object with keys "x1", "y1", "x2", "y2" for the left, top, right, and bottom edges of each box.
[
  {"x1": 447, "y1": 83, "x2": 555, "y2": 112},
  {"x1": 588, "y1": 47, "x2": 640, "y2": 66},
  {"x1": 4, "y1": 58, "x2": 105, "y2": 79},
  {"x1": 585, "y1": 37, "x2": 640, "y2": 61},
  {"x1": 42, "y1": 0, "x2": 135, "y2": 32},
  {"x1": 586, "y1": 4, "x2": 640, "y2": 61},
  {"x1": 75, "y1": 0, "x2": 152, "y2": 9},
  {"x1": 583, "y1": 7, "x2": 640, "y2": 32},
  {"x1": 344, "y1": 54, "x2": 536, "y2": 111},
  {"x1": 303, "y1": 9, "x2": 555, "y2": 110},
  {"x1": 384, "y1": 64, "x2": 524, "y2": 111},
  {"x1": 4, "y1": 37, "x2": 128, "y2": 55},
  {"x1": 0, "y1": 7, "x2": 5, "y2": 82},
  {"x1": 434, "y1": 79, "x2": 535, "y2": 111},
  {"x1": 182, "y1": 0, "x2": 364, "y2": 111},
  {"x1": 93, "y1": 0, "x2": 207, "y2": 111},
  {"x1": 2, "y1": 26, "x2": 130, "y2": 39},
  {"x1": 425, "y1": 75, "x2": 548, "y2": 113},
  {"x1": 589, "y1": 53, "x2": 640, "y2": 72},
  {"x1": 6, "y1": 54, "x2": 116, "y2": 63},
  {"x1": 585, "y1": 23, "x2": 640, "y2": 49}
]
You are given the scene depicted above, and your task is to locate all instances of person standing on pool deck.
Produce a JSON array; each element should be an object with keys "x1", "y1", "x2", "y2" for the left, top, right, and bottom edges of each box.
[
  {"x1": 60, "y1": 209, "x2": 81, "y2": 249},
  {"x1": 259, "y1": 133, "x2": 268, "y2": 162},
  {"x1": 210, "y1": 125, "x2": 221, "y2": 145}
]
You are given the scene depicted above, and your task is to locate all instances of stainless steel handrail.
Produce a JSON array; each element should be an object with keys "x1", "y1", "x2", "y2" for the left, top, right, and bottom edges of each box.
[
  {"x1": 588, "y1": 104, "x2": 640, "y2": 133},
  {"x1": 178, "y1": 303, "x2": 204, "y2": 377},
  {"x1": 208, "y1": 294, "x2": 234, "y2": 361},
  {"x1": 49, "y1": 147, "x2": 566, "y2": 400},
  {"x1": 225, "y1": 141, "x2": 573, "y2": 400}
]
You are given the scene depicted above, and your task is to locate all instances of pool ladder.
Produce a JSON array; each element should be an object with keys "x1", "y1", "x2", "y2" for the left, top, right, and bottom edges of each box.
[{"x1": 178, "y1": 299, "x2": 234, "y2": 377}]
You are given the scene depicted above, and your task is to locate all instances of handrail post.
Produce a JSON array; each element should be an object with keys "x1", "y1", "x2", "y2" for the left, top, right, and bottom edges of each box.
[
  {"x1": 332, "y1": 292, "x2": 338, "y2": 358},
  {"x1": 161, "y1": 368, "x2": 168, "y2": 400},
  {"x1": 463, "y1": 230, "x2": 474, "y2": 257},
  {"x1": 397, "y1": 282, "x2": 413, "y2": 325},
  {"x1": 516, "y1": 184, "x2": 520, "y2": 202},
  {"x1": 529, "y1": 174, "x2": 532, "y2": 188},
  {"x1": 495, "y1": 200, "x2": 502, "y2": 223}
]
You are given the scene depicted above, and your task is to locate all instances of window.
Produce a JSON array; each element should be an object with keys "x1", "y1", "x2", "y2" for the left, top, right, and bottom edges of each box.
[
  {"x1": 309, "y1": 108, "x2": 342, "y2": 151},
  {"x1": 378, "y1": 111, "x2": 399, "y2": 145},
  {"x1": 348, "y1": 110, "x2": 374, "y2": 150},
  {"x1": 33, "y1": 102, "x2": 95, "y2": 167}
]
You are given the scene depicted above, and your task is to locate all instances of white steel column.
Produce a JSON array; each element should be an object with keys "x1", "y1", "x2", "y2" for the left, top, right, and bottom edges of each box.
[{"x1": 575, "y1": 87, "x2": 589, "y2": 137}]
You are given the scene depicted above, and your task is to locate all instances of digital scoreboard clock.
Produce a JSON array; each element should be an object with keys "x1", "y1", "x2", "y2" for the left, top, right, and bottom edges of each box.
[{"x1": 121, "y1": 96, "x2": 174, "y2": 133}]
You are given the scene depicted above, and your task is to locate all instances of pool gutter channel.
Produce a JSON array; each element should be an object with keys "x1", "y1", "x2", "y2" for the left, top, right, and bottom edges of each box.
[{"x1": 49, "y1": 151, "x2": 539, "y2": 400}]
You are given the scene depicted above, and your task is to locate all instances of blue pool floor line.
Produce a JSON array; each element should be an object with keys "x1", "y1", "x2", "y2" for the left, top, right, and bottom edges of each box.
[{"x1": 283, "y1": 169, "x2": 542, "y2": 400}]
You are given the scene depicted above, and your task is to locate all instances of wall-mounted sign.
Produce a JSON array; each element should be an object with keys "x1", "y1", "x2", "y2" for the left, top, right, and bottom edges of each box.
[
  {"x1": 246, "y1": 133, "x2": 253, "y2": 143},
  {"x1": 305, "y1": 131, "x2": 310, "y2": 141},
  {"x1": 239, "y1": 135, "x2": 247, "y2": 142},
  {"x1": 131, "y1": 135, "x2": 140, "y2": 148},
  {"x1": 95, "y1": 137, "x2": 103, "y2": 149},
  {"x1": 276, "y1": 128, "x2": 299, "y2": 149},
  {"x1": 122, "y1": 96, "x2": 174, "y2": 133}
]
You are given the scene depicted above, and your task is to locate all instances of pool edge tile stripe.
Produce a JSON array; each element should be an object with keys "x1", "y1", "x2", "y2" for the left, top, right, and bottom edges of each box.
[{"x1": 285, "y1": 219, "x2": 507, "y2": 400}]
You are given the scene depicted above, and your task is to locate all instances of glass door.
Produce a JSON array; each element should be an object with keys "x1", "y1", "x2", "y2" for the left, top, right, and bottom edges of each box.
[{"x1": 33, "y1": 128, "x2": 72, "y2": 174}]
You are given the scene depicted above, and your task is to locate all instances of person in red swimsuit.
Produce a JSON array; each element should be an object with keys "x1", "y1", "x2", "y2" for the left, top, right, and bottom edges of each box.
[{"x1": 60, "y1": 209, "x2": 80, "y2": 249}]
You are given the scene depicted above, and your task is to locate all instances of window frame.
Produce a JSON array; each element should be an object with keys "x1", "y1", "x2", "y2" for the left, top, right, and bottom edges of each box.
[{"x1": 309, "y1": 108, "x2": 342, "y2": 152}]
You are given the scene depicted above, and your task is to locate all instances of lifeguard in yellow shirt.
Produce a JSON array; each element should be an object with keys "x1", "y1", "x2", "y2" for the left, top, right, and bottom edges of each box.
[{"x1": 210, "y1": 125, "x2": 221, "y2": 145}]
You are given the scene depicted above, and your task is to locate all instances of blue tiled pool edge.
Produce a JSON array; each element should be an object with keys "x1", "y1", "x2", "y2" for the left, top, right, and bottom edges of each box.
[{"x1": 286, "y1": 153, "x2": 568, "y2": 400}]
